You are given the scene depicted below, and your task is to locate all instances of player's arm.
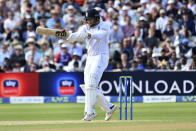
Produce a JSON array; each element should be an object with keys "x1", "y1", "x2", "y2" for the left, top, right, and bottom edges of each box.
[
  {"x1": 66, "y1": 26, "x2": 87, "y2": 42},
  {"x1": 36, "y1": 26, "x2": 87, "y2": 42}
]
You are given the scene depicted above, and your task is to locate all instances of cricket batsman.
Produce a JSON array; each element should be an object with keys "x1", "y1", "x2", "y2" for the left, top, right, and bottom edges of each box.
[{"x1": 62, "y1": 8, "x2": 117, "y2": 121}]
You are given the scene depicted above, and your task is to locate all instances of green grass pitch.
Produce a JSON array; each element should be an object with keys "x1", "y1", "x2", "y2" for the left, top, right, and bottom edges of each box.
[{"x1": 0, "y1": 103, "x2": 196, "y2": 131}]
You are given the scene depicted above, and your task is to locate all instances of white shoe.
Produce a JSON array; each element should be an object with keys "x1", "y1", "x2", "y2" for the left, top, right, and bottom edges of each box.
[
  {"x1": 105, "y1": 105, "x2": 117, "y2": 121},
  {"x1": 83, "y1": 113, "x2": 97, "y2": 121}
]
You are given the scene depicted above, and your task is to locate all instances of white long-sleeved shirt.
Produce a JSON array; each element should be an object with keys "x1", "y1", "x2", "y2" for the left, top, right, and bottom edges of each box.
[
  {"x1": 156, "y1": 16, "x2": 168, "y2": 32},
  {"x1": 66, "y1": 21, "x2": 110, "y2": 56}
]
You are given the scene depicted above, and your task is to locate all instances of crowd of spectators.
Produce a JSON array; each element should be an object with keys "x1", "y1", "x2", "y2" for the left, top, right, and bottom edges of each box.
[{"x1": 0, "y1": 0, "x2": 196, "y2": 72}]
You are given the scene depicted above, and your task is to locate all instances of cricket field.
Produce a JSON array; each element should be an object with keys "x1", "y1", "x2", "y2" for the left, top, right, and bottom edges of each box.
[{"x1": 0, "y1": 103, "x2": 196, "y2": 131}]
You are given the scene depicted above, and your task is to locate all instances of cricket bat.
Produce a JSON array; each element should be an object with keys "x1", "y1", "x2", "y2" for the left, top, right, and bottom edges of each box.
[{"x1": 36, "y1": 27, "x2": 67, "y2": 38}]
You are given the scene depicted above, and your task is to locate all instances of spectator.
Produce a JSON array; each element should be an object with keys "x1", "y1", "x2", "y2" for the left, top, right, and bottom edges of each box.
[
  {"x1": 122, "y1": 15, "x2": 134, "y2": 38},
  {"x1": 146, "y1": 0, "x2": 156, "y2": 13},
  {"x1": 156, "y1": 9, "x2": 168, "y2": 32},
  {"x1": 129, "y1": 61, "x2": 138, "y2": 70},
  {"x1": 134, "y1": 38, "x2": 144, "y2": 59},
  {"x1": 40, "y1": 54, "x2": 55, "y2": 70},
  {"x1": 174, "y1": 61, "x2": 182, "y2": 70},
  {"x1": 168, "y1": 14, "x2": 179, "y2": 30},
  {"x1": 25, "y1": 38, "x2": 41, "y2": 65},
  {"x1": 144, "y1": 28, "x2": 159, "y2": 48},
  {"x1": 178, "y1": 0, "x2": 194, "y2": 21},
  {"x1": 149, "y1": 22, "x2": 162, "y2": 41},
  {"x1": 162, "y1": 38, "x2": 174, "y2": 56},
  {"x1": 36, "y1": 61, "x2": 55, "y2": 72},
  {"x1": 4, "y1": 11, "x2": 18, "y2": 39},
  {"x1": 140, "y1": 0, "x2": 149, "y2": 15},
  {"x1": 29, "y1": 63, "x2": 37, "y2": 72},
  {"x1": 53, "y1": 39, "x2": 64, "y2": 56},
  {"x1": 62, "y1": 0, "x2": 81, "y2": 13},
  {"x1": 120, "y1": 52, "x2": 131, "y2": 71},
  {"x1": 121, "y1": 38, "x2": 134, "y2": 61},
  {"x1": 168, "y1": 52, "x2": 178, "y2": 69},
  {"x1": 151, "y1": 7, "x2": 159, "y2": 22},
  {"x1": 155, "y1": 0, "x2": 163, "y2": 11},
  {"x1": 109, "y1": 23, "x2": 124, "y2": 44},
  {"x1": 178, "y1": 38, "x2": 192, "y2": 58},
  {"x1": 166, "y1": 0, "x2": 178, "y2": 20},
  {"x1": 68, "y1": 41, "x2": 83, "y2": 57},
  {"x1": 0, "y1": 0, "x2": 9, "y2": 18},
  {"x1": 39, "y1": 39, "x2": 53, "y2": 64},
  {"x1": 133, "y1": 7, "x2": 143, "y2": 23},
  {"x1": 46, "y1": 10, "x2": 65, "y2": 28},
  {"x1": 130, "y1": 29, "x2": 141, "y2": 48},
  {"x1": 54, "y1": 43, "x2": 72, "y2": 67},
  {"x1": 104, "y1": 7, "x2": 115, "y2": 27},
  {"x1": 24, "y1": 55, "x2": 34, "y2": 72},
  {"x1": 136, "y1": 55, "x2": 145, "y2": 70},
  {"x1": 9, "y1": 44, "x2": 25, "y2": 69},
  {"x1": 179, "y1": 12, "x2": 196, "y2": 36},
  {"x1": 163, "y1": 20, "x2": 174, "y2": 39},
  {"x1": 179, "y1": 25, "x2": 191, "y2": 38},
  {"x1": 158, "y1": 49, "x2": 170, "y2": 63},
  {"x1": 141, "y1": 48, "x2": 148, "y2": 67},
  {"x1": 173, "y1": 28, "x2": 184, "y2": 47},
  {"x1": 88, "y1": 0, "x2": 106, "y2": 11},
  {"x1": 188, "y1": 0, "x2": 196, "y2": 15},
  {"x1": 65, "y1": 16, "x2": 78, "y2": 32},
  {"x1": 22, "y1": 22, "x2": 36, "y2": 41},
  {"x1": 65, "y1": 51, "x2": 82, "y2": 72},
  {"x1": 0, "y1": 44, "x2": 10, "y2": 67},
  {"x1": 146, "y1": 58, "x2": 156, "y2": 70},
  {"x1": 119, "y1": 5, "x2": 129, "y2": 26},
  {"x1": 63, "y1": 5, "x2": 82, "y2": 26},
  {"x1": 138, "y1": 16, "x2": 149, "y2": 39},
  {"x1": 180, "y1": 56, "x2": 193, "y2": 71}
]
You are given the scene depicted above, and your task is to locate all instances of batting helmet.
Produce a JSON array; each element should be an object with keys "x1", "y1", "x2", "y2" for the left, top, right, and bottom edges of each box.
[{"x1": 85, "y1": 9, "x2": 100, "y2": 21}]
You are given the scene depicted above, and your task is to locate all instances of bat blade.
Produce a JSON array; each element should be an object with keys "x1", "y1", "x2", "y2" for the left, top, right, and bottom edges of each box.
[{"x1": 36, "y1": 27, "x2": 67, "y2": 37}]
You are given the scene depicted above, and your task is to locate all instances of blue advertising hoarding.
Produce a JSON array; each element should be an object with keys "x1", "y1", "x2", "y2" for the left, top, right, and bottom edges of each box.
[
  {"x1": 39, "y1": 71, "x2": 196, "y2": 96},
  {"x1": 39, "y1": 72, "x2": 84, "y2": 96},
  {"x1": 99, "y1": 71, "x2": 196, "y2": 96},
  {"x1": 176, "y1": 96, "x2": 196, "y2": 102}
]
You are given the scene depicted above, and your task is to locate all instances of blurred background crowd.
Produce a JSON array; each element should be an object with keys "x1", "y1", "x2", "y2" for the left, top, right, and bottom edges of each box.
[{"x1": 0, "y1": 0, "x2": 196, "y2": 72}]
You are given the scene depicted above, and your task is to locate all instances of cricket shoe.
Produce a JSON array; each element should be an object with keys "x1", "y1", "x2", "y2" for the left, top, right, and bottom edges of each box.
[
  {"x1": 105, "y1": 104, "x2": 117, "y2": 121},
  {"x1": 83, "y1": 113, "x2": 97, "y2": 121}
]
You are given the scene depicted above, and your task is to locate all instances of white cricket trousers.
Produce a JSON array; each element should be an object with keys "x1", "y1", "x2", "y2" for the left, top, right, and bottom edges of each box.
[
  {"x1": 83, "y1": 53, "x2": 111, "y2": 114},
  {"x1": 84, "y1": 53, "x2": 109, "y2": 87}
]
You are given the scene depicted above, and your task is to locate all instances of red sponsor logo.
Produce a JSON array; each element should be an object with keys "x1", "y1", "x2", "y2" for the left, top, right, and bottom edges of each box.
[{"x1": 59, "y1": 80, "x2": 75, "y2": 95}]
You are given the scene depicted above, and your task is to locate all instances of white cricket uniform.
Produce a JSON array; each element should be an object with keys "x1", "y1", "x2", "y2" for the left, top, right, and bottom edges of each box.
[
  {"x1": 66, "y1": 21, "x2": 112, "y2": 115},
  {"x1": 67, "y1": 21, "x2": 110, "y2": 87}
]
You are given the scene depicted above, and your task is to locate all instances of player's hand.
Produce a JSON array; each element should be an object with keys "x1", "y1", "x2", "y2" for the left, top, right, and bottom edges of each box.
[
  {"x1": 87, "y1": 33, "x2": 91, "y2": 39},
  {"x1": 55, "y1": 29, "x2": 67, "y2": 37},
  {"x1": 61, "y1": 29, "x2": 66, "y2": 33}
]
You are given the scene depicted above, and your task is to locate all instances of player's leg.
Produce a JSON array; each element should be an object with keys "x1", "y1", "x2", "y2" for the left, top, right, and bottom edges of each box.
[
  {"x1": 92, "y1": 54, "x2": 117, "y2": 120},
  {"x1": 83, "y1": 56, "x2": 97, "y2": 121},
  {"x1": 80, "y1": 84, "x2": 113, "y2": 112},
  {"x1": 80, "y1": 84, "x2": 96, "y2": 116}
]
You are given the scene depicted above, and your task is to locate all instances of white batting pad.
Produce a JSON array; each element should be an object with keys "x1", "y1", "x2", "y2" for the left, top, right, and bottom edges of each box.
[
  {"x1": 80, "y1": 84, "x2": 85, "y2": 94},
  {"x1": 80, "y1": 84, "x2": 112, "y2": 113},
  {"x1": 96, "y1": 88, "x2": 112, "y2": 113},
  {"x1": 80, "y1": 84, "x2": 96, "y2": 114},
  {"x1": 85, "y1": 88, "x2": 97, "y2": 115}
]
